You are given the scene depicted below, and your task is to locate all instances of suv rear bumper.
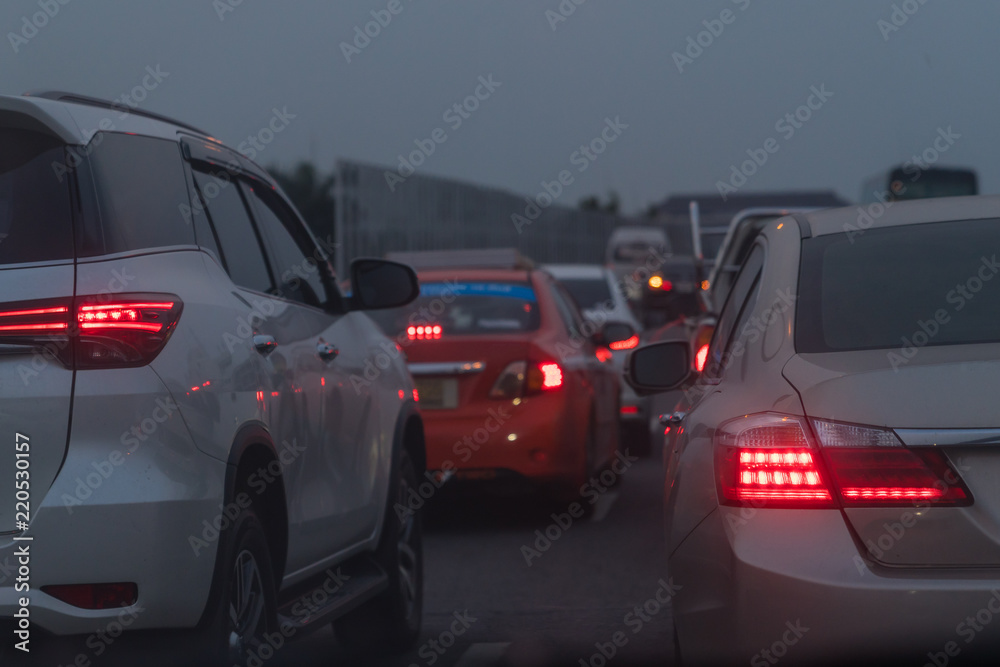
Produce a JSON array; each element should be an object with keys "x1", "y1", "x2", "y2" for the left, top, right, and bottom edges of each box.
[
  {"x1": 0, "y1": 368, "x2": 226, "y2": 636},
  {"x1": 672, "y1": 507, "x2": 1000, "y2": 665}
]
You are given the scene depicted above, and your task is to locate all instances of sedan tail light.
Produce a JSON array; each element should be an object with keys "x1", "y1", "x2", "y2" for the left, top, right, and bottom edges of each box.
[
  {"x1": 489, "y1": 360, "x2": 563, "y2": 399},
  {"x1": 715, "y1": 413, "x2": 971, "y2": 509},
  {"x1": 0, "y1": 294, "x2": 182, "y2": 369}
]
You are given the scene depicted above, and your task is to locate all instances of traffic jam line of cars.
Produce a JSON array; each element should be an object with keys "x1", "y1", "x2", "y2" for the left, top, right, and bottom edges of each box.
[{"x1": 5, "y1": 89, "x2": 1000, "y2": 667}]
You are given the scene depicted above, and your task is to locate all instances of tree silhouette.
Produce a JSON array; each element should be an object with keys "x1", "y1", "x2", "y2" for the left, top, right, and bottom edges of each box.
[{"x1": 267, "y1": 162, "x2": 336, "y2": 238}]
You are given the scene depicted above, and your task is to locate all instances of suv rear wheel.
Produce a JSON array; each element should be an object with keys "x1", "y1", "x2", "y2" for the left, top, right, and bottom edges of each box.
[
  {"x1": 334, "y1": 450, "x2": 423, "y2": 654},
  {"x1": 200, "y1": 509, "x2": 277, "y2": 666}
]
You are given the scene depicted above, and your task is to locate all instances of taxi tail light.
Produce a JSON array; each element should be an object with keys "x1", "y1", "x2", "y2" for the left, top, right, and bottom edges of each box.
[
  {"x1": 406, "y1": 324, "x2": 443, "y2": 341},
  {"x1": 527, "y1": 361, "x2": 563, "y2": 393}
]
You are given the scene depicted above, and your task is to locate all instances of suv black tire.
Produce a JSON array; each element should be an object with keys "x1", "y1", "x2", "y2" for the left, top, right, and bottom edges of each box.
[
  {"x1": 334, "y1": 450, "x2": 423, "y2": 654},
  {"x1": 200, "y1": 509, "x2": 278, "y2": 667}
]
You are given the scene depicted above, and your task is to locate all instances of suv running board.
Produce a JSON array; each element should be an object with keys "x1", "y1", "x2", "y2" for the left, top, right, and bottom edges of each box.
[{"x1": 276, "y1": 556, "x2": 389, "y2": 635}]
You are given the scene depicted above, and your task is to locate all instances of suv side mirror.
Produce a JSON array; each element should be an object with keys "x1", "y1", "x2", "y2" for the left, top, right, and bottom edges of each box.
[
  {"x1": 593, "y1": 321, "x2": 637, "y2": 348},
  {"x1": 625, "y1": 341, "x2": 690, "y2": 395},
  {"x1": 350, "y1": 259, "x2": 419, "y2": 310}
]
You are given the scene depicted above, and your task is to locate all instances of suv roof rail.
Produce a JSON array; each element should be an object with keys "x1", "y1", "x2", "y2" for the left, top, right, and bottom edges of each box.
[
  {"x1": 385, "y1": 248, "x2": 536, "y2": 270},
  {"x1": 23, "y1": 91, "x2": 212, "y2": 137}
]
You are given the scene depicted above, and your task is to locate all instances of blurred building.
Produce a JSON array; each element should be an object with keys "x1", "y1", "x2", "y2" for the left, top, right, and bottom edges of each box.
[{"x1": 328, "y1": 160, "x2": 633, "y2": 275}]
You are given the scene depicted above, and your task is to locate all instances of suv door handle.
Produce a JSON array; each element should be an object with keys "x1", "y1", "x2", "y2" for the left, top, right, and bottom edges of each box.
[
  {"x1": 253, "y1": 335, "x2": 277, "y2": 356},
  {"x1": 317, "y1": 342, "x2": 339, "y2": 362},
  {"x1": 660, "y1": 411, "x2": 686, "y2": 426}
]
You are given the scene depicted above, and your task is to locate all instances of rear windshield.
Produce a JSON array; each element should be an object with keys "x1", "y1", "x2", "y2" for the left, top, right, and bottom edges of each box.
[
  {"x1": 797, "y1": 219, "x2": 1000, "y2": 352},
  {"x1": 368, "y1": 282, "x2": 541, "y2": 336},
  {"x1": 560, "y1": 278, "x2": 612, "y2": 311},
  {"x1": 0, "y1": 128, "x2": 73, "y2": 264}
]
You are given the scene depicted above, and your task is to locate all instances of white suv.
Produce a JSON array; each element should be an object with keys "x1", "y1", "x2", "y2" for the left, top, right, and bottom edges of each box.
[{"x1": 0, "y1": 92, "x2": 426, "y2": 665}]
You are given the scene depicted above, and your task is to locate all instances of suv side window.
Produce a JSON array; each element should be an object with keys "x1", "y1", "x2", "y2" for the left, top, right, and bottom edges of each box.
[
  {"x1": 240, "y1": 181, "x2": 339, "y2": 311},
  {"x1": 704, "y1": 245, "x2": 764, "y2": 380},
  {"x1": 192, "y1": 169, "x2": 273, "y2": 294},
  {"x1": 85, "y1": 133, "x2": 194, "y2": 255}
]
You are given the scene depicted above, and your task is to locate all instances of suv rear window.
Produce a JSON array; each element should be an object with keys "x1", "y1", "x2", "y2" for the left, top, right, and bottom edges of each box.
[
  {"x1": 0, "y1": 128, "x2": 73, "y2": 265},
  {"x1": 369, "y1": 282, "x2": 540, "y2": 336},
  {"x1": 85, "y1": 133, "x2": 194, "y2": 255},
  {"x1": 797, "y1": 219, "x2": 1000, "y2": 352}
]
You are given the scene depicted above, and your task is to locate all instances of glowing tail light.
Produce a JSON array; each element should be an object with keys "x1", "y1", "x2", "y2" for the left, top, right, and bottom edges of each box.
[
  {"x1": 0, "y1": 294, "x2": 181, "y2": 369},
  {"x1": 715, "y1": 413, "x2": 971, "y2": 509},
  {"x1": 407, "y1": 324, "x2": 442, "y2": 340},
  {"x1": 609, "y1": 334, "x2": 640, "y2": 351},
  {"x1": 694, "y1": 344, "x2": 709, "y2": 373}
]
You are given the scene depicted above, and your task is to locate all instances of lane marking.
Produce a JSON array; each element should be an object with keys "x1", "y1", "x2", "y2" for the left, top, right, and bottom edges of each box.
[
  {"x1": 591, "y1": 491, "x2": 619, "y2": 523},
  {"x1": 455, "y1": 642, "x2": 511, "y2": 667}
]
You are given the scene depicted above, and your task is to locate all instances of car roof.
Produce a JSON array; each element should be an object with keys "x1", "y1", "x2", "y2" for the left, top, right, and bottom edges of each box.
[
  {"x1": 607, "y1": 226, "x2": 668, "y2": 243},
  {"x1": 799, "y1": 195, "x2": 1000, "y2": 237},
  {"x1": 0, "y1": 92, "x2": 212, "y2": 145},
  {"x1": 543, "y1": 264, "x2": 610, "y2": 280}
]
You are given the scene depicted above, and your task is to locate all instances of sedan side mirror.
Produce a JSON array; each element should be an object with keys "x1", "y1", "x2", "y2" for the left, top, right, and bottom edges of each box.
[
  {"x1": 625, "y1": 341, "x2": 691, "y2": 395},
  {"x1": 350, "y1": 258, "x2": 419, "y2": 310},
  {"x1": 592, "y1": 321, "x2": 637, "y2": 348}
]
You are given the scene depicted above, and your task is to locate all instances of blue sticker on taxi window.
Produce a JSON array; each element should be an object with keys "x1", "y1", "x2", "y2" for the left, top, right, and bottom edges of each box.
[{"x1": 420, "y1": 282, "x2": 537, "y2": 302}]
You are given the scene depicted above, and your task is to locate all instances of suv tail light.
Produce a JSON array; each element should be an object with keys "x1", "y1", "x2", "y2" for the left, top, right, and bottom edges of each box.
[
  {"x1": 489, "y1": 360, "x2": 563, "y2": 399},
  {"x1": 0, "y1": 294, "x2": 182, "y2": 369},
  {"x1": 715, "y1": 413, "x2": 971, "y2": 509}
]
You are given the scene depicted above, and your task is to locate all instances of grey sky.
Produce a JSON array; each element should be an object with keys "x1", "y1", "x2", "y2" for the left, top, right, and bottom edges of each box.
[{"x1": 1, "y1": 0, "x2": 996, "y2": 213}]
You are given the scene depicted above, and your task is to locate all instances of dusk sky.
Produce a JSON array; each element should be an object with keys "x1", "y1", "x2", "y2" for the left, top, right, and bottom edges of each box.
[{"x1": 2, "y1": 0, "x2": 995, "y2": 213}]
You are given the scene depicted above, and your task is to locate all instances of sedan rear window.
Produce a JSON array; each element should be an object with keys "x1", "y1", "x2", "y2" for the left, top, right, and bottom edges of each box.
[
  {"x1": 797, "y1": 219, "x2": 1000, "y2": 352},
  {"x1": 0, "y1": 128, "x2": 73, "y2": 265},
  {"x1": 368, "y1": 282, "x2": 540, "y2": 336}
]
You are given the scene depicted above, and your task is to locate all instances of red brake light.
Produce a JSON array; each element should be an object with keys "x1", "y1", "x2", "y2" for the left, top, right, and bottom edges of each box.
[
  {"x1": 539, "y1": 362, "x2": 563, "y2": 389},
  {"x1": 609, "y1": 334, "x2": 640, "y2": 351},
  {"x1": 620, "y1": 405, "x2": 640, "y2": 416},
  {"x1": 595, "y1": 347, "x2": 613, "y2": 363},
  {"x1": 716, "y1": 414, "x2": 834, "y2": 507},
  {"x1": 813, "y1": 420, "x2": 970, "y2": 507},
  {"x1": 0, "y1": 294, "x2": 181, "y2": 369},
  {"x1": 42, "y1": 583, "x2": 138, "y2": 610},
  {"x1": 694, "y1": 344, "x2": 709, "y2": 372},
  {"x1": 407, "y1": 324, "x2": 442, "y2": 340},
  {"x1": 716, "y1": 413, "x2": 972, "y2": 509}
]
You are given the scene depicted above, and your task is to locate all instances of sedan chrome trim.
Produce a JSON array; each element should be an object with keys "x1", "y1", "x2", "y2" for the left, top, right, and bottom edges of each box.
[
  {"x1": 894, "y1": 428, "x2": 1000, "y2": 448},
  {"x1": 408, "y1": 361, "x2": 485, "y2": 376}
]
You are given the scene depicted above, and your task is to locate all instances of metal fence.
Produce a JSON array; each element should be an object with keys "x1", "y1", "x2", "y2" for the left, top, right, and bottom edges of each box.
[{"x1": 330, "y1": 160, "x2": 631, "y2": 275}]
